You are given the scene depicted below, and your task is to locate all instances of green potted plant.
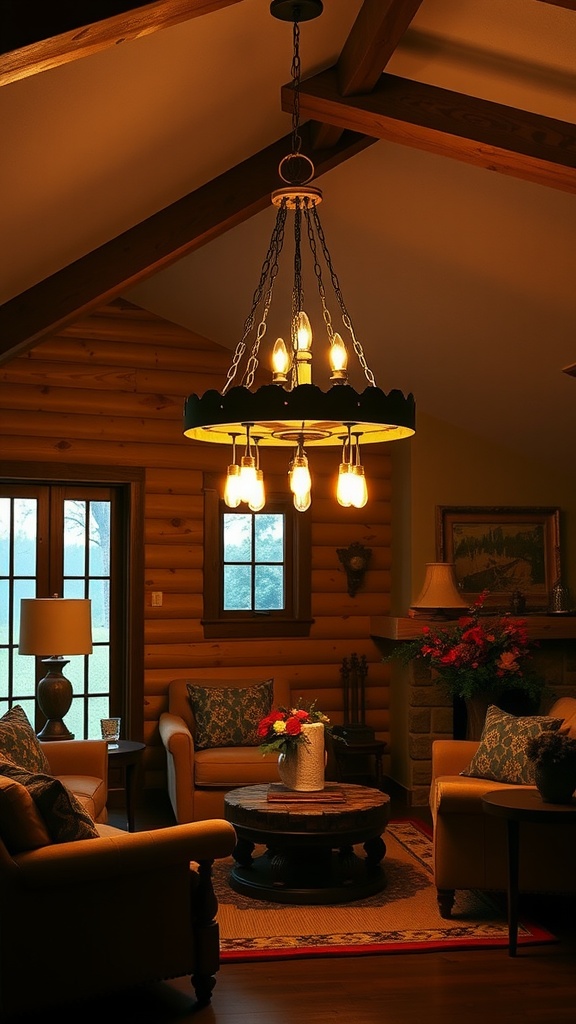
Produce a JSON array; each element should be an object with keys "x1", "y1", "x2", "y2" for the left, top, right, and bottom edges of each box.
[{"x1": 526, "y1": 729, "x2": 576, "y2": 803}]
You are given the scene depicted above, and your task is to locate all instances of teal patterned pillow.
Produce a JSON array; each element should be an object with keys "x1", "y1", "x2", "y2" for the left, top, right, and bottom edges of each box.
[
  {"x1": 187, "y1": 680, "x2": 274, "y2": 750},
  {"x1": 0, "y1": 759, "x2": 99, "y2": 843},
  {"x1": 0, "y1": 705, "x2": 51, "y2": 774},
  {"x1": 462, "y1": 705, "x2": 563, "y2": 785}
]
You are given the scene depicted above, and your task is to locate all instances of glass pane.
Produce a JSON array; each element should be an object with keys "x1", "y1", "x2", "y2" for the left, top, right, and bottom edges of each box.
[
  {"x1": 90, "y1": 579, "x2": 109, "y2": 643},
  {"x1": 223, "y1": 514, "x2": 252, "y2": 562},
  {"x1": 0, "y1": 579, "x2": 8, "y2": 645},
  {"x1": 224, "y1": 565, "x2": 251, "y2": 610},
  {"x1": 66, "y1": 698, "x2": 84, "y2": 741},
  {"x1": 64, "y1": 500, "x2": 86, "y2": 577},
  {"x1": 88, "y1": 695, "x2": 111, "y2": 739},
  {"x1": 12, "y1": 578, "x2": 36, "y2": 643},
  {"x1": 0, "y1": 649, "x2": 8, "y2": 700},
  {"x1": 65, "y1": 654, "x2": 86, "y2": 694},
  {"x1": 255, "y1": 514, "x2": 284, "y2": 563},
  {"x1": 255, "y1": 565, "x2": 284, "y2": 610},
  {"x1": 0, "y1": 497, "x2": 9, "y2": 576},
  {"x1": 13, "y1": 498, "x2": 36, "y2": 577},
  {"x1": 89, "y1": 645, "x2": 110, "y2": 695},
  {"x1": 89, "y1": 502, "x2": 111, "y2": 577},
  {"x1": 63, "y1": 578, "x2": 85, "y2": 600},
  {"x1": 13, "y1": 654, "x2": 35, "y2": 699}
]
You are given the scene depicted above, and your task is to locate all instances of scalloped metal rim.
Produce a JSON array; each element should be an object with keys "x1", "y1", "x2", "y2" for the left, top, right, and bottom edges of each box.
[{"x1": 183, "y1": 383, "x2": 416, "y2": 447}]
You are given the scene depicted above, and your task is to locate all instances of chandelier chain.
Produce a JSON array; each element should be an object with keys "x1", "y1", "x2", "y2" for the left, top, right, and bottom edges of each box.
[
  {"x1": 303, "y1": 205, "x2": 335, "y2": 344},
  {"x1": 310, "y1": 205, "x2": 376, "y2": 386},
  {"x1": 222, "y1": 204, "x2": 288, "y2": 394},
  {"x1": 291, "y1": 21, "x2": 302, "y2": 155}
]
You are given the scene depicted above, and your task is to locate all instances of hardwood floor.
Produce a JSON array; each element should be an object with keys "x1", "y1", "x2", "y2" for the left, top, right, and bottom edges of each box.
[{"x1": 18, "y1": 792, "x2": 576, "y2": 1023}]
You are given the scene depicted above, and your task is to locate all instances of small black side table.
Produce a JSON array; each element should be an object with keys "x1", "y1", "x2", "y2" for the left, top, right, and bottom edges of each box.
[
  {"x1": 332, "y1": 735, "x2": 387, "y2": 790},
  {"x1": 482, "y1": 787, "x2": 576, "y2": 956},
  {"x1": 107, "y1": 740, "x2": 145, "y2": 832}
]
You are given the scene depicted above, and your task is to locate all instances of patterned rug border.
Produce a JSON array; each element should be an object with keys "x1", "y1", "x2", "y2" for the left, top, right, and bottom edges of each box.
[{"x1": 218, "y1": 817, "x2": 556, "y2": 962}]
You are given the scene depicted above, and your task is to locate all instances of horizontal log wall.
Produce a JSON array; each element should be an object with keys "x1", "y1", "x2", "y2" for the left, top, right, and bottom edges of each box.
[{"x1": 1, "y1": 299, "x2": 394, "y2": 788}]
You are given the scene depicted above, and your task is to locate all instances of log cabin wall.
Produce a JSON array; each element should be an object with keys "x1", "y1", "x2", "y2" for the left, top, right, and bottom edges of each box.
[{"x1": 0, "y1": 299, "x2": 393, "y2": 788}]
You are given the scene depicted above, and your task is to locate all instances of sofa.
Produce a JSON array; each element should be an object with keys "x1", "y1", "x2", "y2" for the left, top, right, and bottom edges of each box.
[
  {"x1": 430, "y1": 696, "x2": 576, "y2": 918},
  {"x1": 0, "y1": 722, "x2": 236, "y2": 1016},
  {"x1": 159, "y1": 672, "x2": 292, "y2": 822}
]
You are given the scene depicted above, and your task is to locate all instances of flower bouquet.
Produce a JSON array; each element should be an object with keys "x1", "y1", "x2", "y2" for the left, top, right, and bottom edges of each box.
[
  {"x1": 388, "y1": 590, "x2": 543, "y2": 703},
  {"x1": 257, "y1": 701, "x2": 331, "y2": 756}
]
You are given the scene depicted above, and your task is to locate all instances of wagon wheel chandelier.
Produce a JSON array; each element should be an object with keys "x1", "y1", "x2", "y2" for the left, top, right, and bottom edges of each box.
[{"x1": 183, "y1": 0, "x2": 415, "y2": 512}]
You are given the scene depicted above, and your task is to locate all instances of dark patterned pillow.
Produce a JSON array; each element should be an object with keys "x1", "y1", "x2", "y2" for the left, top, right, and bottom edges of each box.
[
  {"x1": 461, "y1": 705, "x2": 563, "y2": 785},
  {"x1": 0, "y1": 704, "x2": 51, "y2": 774},
  {"x1": 0, "y1": 759, "x2": 99, "y2": 843},
  {"x1": 186, "y1": 679, "x2": 274, "y2": 750}
]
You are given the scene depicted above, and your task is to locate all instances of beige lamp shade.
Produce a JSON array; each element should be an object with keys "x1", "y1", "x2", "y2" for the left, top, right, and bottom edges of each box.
[
  {"x1": 412, "y1": 563, "x2": 468, "y2": 611},
  {"x1": 19, "y1": 598, "x2": 93, "y2": 657}
]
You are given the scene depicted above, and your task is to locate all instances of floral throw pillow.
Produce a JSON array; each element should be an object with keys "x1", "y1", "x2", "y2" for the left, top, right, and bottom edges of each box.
[
  {"x1": 0, "y1": 704, "x2": 51, "y2": 774},
  {"x1": 461, "y1": 705, "x2": 563, "y2": 785},
  {"x1": 186, "y1": 679, "x2": 274, "y2": 750},
  {"x1": 0, "y1": 759, "x2": 99, "y2": 843}
]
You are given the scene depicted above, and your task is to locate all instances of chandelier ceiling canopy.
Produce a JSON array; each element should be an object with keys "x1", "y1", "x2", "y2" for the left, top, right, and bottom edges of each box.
[{"x1": 183, "y1": 0, "x2": 415, "y2": 512}]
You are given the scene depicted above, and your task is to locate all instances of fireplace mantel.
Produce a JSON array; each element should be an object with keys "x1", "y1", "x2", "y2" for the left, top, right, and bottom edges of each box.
[{"x1": 371, "y1": 615, "x2": 576, "y2": 643}]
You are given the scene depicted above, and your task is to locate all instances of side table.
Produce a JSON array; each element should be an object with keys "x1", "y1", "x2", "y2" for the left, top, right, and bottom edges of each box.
[
  {"x1": 332, "y1": 734, "x2": 387, "y2": 790},
  {"x1": 482, "y1": 787, "x2": 576, "y2": 956},
  {"x1": 107, "y1": 740, "x2": 145, "y2": 832}
]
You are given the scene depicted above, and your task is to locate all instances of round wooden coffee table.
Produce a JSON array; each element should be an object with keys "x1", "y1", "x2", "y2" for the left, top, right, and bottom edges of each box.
[{"x1": 224, "y1": 782, "x2": 390, "y2": 904}]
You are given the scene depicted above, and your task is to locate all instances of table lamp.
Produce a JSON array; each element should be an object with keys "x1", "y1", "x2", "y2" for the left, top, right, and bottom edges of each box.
[
  {"x1": 410, "y1": 563, "x2": 469, "y2": 619},
  {"x1": 19, "y1": 596, "x2": 93, "y2": 740}
]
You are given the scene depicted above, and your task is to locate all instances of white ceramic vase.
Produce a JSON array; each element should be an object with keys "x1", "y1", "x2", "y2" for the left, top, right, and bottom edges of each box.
[{"x1": 277, "y1": 721, "x2": 326, "y2": 791}]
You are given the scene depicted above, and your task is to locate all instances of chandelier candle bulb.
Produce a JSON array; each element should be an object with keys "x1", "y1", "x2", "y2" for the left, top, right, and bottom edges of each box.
[
  {"x1": 329, "y1": 332, "x2": 348, "y2": 382},
  {"x1": 248, "y1": 468, "x2": 266, "y2": 512},
  {"x1": 296, "y1": 311, "x2": 312, "y2": 350},
  {"x1": 272, "y1": 338, "x2": 290, "y2": 382}
]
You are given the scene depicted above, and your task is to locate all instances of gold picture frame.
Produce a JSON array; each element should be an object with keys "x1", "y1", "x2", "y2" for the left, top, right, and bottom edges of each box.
[{"x1": 436, "y1": 506, "x2": 561, "y2": 611}]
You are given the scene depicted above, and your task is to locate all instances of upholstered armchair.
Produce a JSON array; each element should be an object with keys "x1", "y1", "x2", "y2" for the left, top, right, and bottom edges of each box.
[
  {"x1": 430, "y1": 696, "x2": 576, "y2": 918},
  {"x1": 159, "y1": 673, "x2": 292, "y2": 822},
  {"x1": 0, "y1": 716, "x2": 236, "y2": 1016}
]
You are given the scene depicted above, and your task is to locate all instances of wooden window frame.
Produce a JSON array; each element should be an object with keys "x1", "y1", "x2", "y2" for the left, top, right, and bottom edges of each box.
[
  {"x1": 202, "y1": 478, "x2": 312, "y2": 639},
  {"x1": 0, "y1": 461, "x2": 145, "y2": 742}
]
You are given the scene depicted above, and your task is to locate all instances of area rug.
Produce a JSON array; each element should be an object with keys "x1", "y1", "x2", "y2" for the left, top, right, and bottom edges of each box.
[{"x1": 215, "y1": 819, "x2": 555, "y2": 961}]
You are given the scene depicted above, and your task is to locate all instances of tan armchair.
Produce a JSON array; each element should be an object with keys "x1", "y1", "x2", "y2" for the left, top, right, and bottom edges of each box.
[
  {"x1": 0, "y1": 738, "x2": 236, "y2": 1016},
  {"x1": 41, "y1": 737, "x2": 108, "y2": 822},
  {"x1": 159, "y1": 673, "x2": 292, "y2": 822},
  {"x1": 430, "y1": 696, "x2": 576, "y2": 918}
]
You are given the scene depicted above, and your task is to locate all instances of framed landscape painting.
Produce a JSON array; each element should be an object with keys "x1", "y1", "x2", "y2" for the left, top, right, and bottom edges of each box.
[{"x1": 436, "y1": 506, "x2": 561, "y2": 610}]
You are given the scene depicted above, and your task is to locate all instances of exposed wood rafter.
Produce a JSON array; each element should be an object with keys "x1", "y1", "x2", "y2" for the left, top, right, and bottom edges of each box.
[
  {"x1": 0, "y1": 0, "x2": 243, "y2": 87},
  {"x1": 0, "y1": 126, "x2": 374, "y2": 363},
  {"x1": 536, "y1": 1, "x2": 576, "y2": 11},
  {"x1": 311, "y1": 0, "x2": 423, "y2": 151},
  {"x1": 288, "y1": 69, "x2": 576, "y2": 195}
]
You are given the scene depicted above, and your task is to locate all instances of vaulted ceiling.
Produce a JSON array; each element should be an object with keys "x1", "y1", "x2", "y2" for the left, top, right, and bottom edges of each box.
[{"x1": 1, "y1": 0, "x2": 576, "y2": 467}]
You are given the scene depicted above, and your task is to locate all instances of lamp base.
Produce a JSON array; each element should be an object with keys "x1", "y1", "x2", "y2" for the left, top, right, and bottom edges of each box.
[{"x1": 36, "y1": 657, "x2": 75, "y2": 741}]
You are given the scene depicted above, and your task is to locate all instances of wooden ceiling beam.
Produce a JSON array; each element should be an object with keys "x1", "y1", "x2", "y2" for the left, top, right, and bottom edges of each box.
[
  {"x1": 337, "y1": 0, "x2": 424, "y2": 96},
  {"x1": 536, "y1": 1, "x2": 576, "y2": 11},
  {"x1": 310, "y1": 0, "x2": 423, "y2": 151},
  {"x1": 0, "y1": 125, "x2": 374, "y2": 363},
  {"x1": 285, "y1": 69, "x2": 576, "y2": 195},
  {"x1": 0, "y1": 0, "x2": 243, "y2": 88}
]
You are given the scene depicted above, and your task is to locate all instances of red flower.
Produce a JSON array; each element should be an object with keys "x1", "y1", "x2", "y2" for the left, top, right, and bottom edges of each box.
[{"x1": 285, "y1": 716, "x2": 302, "y2": 736}]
